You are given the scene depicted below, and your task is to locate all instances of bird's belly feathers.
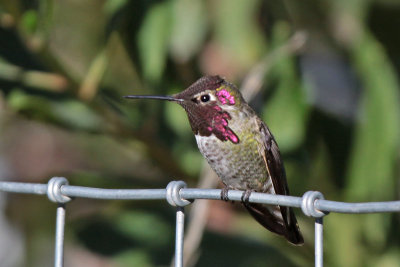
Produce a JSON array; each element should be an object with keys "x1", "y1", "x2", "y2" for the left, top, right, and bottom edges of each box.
[{"x1": 195, "y1": 132, "x2": 271, "y2": 191}]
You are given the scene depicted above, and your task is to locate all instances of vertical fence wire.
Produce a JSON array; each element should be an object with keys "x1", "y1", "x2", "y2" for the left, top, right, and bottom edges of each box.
[
  {"x1": 47, "y1": 177, "x2": 71, "y2": 267},
  {"x1": 174, "y1": 207, "x2": 185, "y2": 267},
  {"x1": 314, "y1": 217, "x2": 324, "y2": 267},
  {"x1": 54, "y1": 204, "x2": 66, "y2": 267}
]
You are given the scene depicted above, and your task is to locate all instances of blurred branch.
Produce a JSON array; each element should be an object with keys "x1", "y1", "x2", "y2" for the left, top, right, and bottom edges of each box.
[
  {"x1": 0, "y1": 61, "x2": 68, "y2": 92},
  {"x1": 78, "y1": 49, "x2": 108, "y2": 101},
  {"x1": 240, "y1": 30, "x2": 307, "y2": 100},
  {"x1": 181, "y1": 165, "x2": 218, "y2": 267}
]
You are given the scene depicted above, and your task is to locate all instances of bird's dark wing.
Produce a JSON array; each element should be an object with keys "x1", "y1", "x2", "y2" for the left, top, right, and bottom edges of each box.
[{"x1": 244, "y1": 120, "x2": 304, "y2": 245}]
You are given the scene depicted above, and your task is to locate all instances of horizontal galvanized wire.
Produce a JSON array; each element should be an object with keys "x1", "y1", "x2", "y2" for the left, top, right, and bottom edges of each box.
[
  {"x1": 1, "y1": 181, "x2": 399, "y2": 214},
  {"x1": 1, "y1": 178, "x2": 400, "y2": 267}
]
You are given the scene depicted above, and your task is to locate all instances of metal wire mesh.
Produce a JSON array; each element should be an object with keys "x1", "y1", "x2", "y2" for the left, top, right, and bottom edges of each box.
[{"x1": 1, "y1": 177, "x2": 400, "y2": 267}]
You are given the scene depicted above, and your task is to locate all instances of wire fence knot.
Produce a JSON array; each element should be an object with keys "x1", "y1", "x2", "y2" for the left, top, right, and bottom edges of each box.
[
  {"x1": 47, "y1": 177, "x2": 71, "y2": 203},
  {"x1": 301, "y1": 191, "x2": 327, "y2": 218},
  {"x1": 166, "y1": 181, "x2": 191, "y2": 207}
]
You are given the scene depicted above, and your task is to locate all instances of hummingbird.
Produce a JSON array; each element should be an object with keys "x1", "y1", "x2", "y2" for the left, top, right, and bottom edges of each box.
[{"x1": 124, "y1": 75, "x2": 304, "y2": 245}]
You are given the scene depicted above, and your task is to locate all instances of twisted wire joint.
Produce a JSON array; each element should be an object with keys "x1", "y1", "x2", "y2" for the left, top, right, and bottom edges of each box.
[
  {"x1": 47, "y1": 177, "x2": 71, "y2": 203},
  {"x1": 166, "y1": 181, "x2": 191, "y2": 207},
  {"x1": 301, "y1": 191, "x2": 328, "y2": 218}
]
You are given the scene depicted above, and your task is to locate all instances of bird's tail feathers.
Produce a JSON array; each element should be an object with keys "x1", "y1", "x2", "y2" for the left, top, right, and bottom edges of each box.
[{"x1": 244, "y1": 203, "x2": 304, "y2": 245}]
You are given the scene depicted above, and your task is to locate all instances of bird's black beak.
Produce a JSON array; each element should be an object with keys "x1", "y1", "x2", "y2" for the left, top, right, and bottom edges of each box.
[{"x1": 123, "y1": 95, "x2": 183, "y2": 102}]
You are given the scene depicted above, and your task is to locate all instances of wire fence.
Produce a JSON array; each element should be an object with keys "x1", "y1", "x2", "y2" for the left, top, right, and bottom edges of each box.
[{"x1": 1, "y1": 177, "x2": 400, "y2": 267}]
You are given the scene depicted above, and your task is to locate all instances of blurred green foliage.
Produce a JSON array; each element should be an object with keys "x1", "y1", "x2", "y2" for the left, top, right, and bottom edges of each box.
[{"x1": 0, "y1": 0, "x2": 399, "y2": 266}]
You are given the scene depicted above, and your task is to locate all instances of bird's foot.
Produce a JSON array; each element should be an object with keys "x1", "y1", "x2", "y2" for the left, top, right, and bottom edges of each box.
[
  {"x1": 241, "y1": 189, "x2": 254, "y2": 206},
  {"x1": 220, "y1": 187, "x2": 230, "y2": 201}
]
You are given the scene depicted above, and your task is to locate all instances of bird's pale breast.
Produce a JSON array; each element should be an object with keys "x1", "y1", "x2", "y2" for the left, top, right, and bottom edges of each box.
[{"x1": 195, "y1": 115, "x2": 274, "y2": 193}]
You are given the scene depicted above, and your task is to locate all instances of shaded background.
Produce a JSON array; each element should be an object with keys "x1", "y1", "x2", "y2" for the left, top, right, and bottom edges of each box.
[{"x1": 0, "y1": 0, "x2": 399, "y2": 266}]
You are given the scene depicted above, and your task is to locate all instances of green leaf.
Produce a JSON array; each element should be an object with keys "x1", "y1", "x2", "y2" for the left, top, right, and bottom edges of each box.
[
  {"x1": 114, "y1": 211, "x2": 172, "y2": 247},
  {"x1": 52, "y1": 100, "x2": 103, "y2": 131},
  {"x1": 262, "y1": 22, "x2": 309, "y2": 152},
  {"x1": 326, "y1": 215, "x2": 364, "y2": 267},
  {"x1": 369, "y1": 248, "x2": 400, "y2": 267},
  {"x1": 346, "y1": 32, "x2": 400, "y2": 201},
  {"x1": 213, "y1": 0, "x2": 266, "y2": 69},
  {"x1": 21, "y1": 10, "x2": 38, "y2": 34},
  {"x1": 104, "y1": 0, "x2": 128, "y2": 16},
  {"x1": 164, "y1": 96, "x2": 191, "y2": 138},
  {"x1": 115, "y1": 249, "x2": 153, "y2": 267},
  {"x1": 169, "y1": 0, "x2": 208, "y2": 62},
  {"x1": 7, "y1": 90, "x2": 103, "y2": 131},
  {"x1": 138, "y1": 2, "x2": 172, "y2": 83},
  {"x1": 177, "y1": 148, "x2": 204, "y2": 176}
]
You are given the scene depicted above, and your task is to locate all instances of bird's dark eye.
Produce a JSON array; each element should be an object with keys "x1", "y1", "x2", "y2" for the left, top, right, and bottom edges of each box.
[{"x1": 200, "y1": 94, "x2": 210, "y2": 103}]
